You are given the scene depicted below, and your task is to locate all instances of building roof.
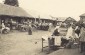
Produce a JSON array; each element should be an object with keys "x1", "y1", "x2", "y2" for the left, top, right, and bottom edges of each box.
[
  {"x1": 39, "y1": 15, "x2": 53, "y2": 20},
  {"x1": 26, "y1": 10, "x2": 39, "y2": 18},
  {"x1": 0, "y1": 3, "x2": 32, "y2": 18},
  {"x1": 64, "y1": 17, "x2": 76, "y2": 23},
  {"x1": 56, "y1": 17, "x2": 67, "y2": 21},
  {"x1": 50, "y1": 17, "x2": 67, "y2": 21}
]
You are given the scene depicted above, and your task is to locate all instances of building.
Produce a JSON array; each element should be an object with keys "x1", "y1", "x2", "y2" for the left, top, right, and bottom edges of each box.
[
  {"x1": 39, "y1": 15, "x2": 55, "y2": 23},
  {"x1": 64, "y1": 17, "x2": 76, "y2": 24},
  {"x1": 56, "y1": 17, "x2": 67, "y2": 26},
  {"x1": 0, "y1": 3, "x2": 33, "y2": 24},
  {"x1": 29, "y1": 11, "x2": 54, "y2": 23},
  {"x1": 63, "y1": 17, "x2": 76, "y2": 27},
  {"x1": 50, "y1": 17, "x2": 67, "y2": 26},
  {"x1": 0, "y1": 3, "x2": 33, "y2": 29}
]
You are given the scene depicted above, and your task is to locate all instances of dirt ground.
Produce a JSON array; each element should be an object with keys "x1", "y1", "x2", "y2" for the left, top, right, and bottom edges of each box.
[
  {"x1": 0, "y1": 29, "x2": 52, "y2": 55},
  {"x1": 0, "y1": 28, "x2": 84, "y2": 55}
]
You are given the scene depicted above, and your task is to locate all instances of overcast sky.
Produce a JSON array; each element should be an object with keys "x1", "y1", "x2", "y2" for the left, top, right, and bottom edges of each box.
[{"x1": 0, "y1": 0, "x2": 85, "y2": 21}]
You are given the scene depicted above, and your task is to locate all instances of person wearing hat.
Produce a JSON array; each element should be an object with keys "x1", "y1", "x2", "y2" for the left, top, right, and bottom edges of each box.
[{"x1": 79, "y1": 22, "x2": 85, "y2": 53}]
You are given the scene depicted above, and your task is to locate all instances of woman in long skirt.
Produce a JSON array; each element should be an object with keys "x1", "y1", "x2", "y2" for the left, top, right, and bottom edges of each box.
[{"x1": 28, "y1": 24, "x2": 32, "y2": 35}]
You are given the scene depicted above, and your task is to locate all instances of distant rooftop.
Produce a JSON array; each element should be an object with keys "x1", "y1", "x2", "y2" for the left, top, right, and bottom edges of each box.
[{"x1": 50, "y1": 16, "x2": 68, "y2": 21}]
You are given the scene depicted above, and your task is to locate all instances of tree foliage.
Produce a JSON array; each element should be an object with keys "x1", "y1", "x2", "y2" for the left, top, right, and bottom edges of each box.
[{"x1": 4, "y1": 0, "x2": 19, "y2": 7}]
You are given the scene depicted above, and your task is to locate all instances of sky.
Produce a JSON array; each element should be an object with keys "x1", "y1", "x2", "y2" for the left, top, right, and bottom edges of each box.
[{"x1": 0, "y1": 0, "x2": 85, "y2": 21}]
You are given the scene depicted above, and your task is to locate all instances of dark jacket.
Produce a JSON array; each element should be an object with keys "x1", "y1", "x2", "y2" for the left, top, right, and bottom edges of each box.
[{"x1": 52, "y1": 29, "x2": 60, "y2": 36}]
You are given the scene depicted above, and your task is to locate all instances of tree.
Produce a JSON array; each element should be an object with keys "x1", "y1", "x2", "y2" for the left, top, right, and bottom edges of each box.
[{"x1": 4, "y1": 0, "x2": 19, "y2": 7}]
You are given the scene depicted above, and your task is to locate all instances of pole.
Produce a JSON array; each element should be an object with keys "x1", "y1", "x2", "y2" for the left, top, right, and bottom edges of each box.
[{"x1": 35, "y1": 17, "x2": 36, "y2": 23}]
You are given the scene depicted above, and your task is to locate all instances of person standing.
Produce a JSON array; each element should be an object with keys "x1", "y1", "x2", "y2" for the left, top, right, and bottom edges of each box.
[
  {"x1": 28, "y1": 24, "x2": 32, "y2": 35},
  {"x1": 75, "y1": 26, "x2": 81, "y2": 36},
  {"x1": 48, "y1": 23, "x2": 52, "y2": 32},
  {"x1": 63, "y1": 24, "x2": 74, "y2": 48},
  {"x1": 66, "y1": 24, "x2": 75, "y2": 40},
  {"x1": 79, "y1": 25, "x2": 85, "y2": 53},
  {"x1": 1, "y1": 22, "x2": 5, "y2": 33}
]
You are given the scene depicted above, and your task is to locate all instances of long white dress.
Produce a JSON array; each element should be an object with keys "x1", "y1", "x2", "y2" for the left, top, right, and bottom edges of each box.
[{"x1": 66, "y1": 26, "x2": 74, "y2": 40}]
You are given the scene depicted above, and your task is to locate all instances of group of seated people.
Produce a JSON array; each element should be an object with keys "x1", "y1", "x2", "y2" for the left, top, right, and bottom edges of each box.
[
  {"x1": 36, "y1": 23, "x2": 49, "y2": 30},
  {"x1": 17, "y1": 22, "x2": 50, "y2": 31}
]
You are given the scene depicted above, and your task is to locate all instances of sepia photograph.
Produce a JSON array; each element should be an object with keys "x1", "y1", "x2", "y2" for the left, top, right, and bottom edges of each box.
[{"x1": 0, "y1": 0, "x2": 85, "y2": 55}]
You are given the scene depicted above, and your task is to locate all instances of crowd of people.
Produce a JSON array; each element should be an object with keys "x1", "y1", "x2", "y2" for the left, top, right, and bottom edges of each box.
[
  {"x1": 1, "y1": 18, "x2": 85, "y2": 53},
  {"x1": 0, "y1": 19, "x2": 53, "y2": 35},
  {"x1": 0, "y1": 20, "x2": 10, "y2": 34},
  {"x1": 18, "y1": 21, "x2": 53, "y2": 35},
  {"x1": 50, "y1": 22, "x2": 85, "y2": 53}
]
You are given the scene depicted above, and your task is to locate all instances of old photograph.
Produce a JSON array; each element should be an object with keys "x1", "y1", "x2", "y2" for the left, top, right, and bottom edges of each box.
[{"x1": 0, "y1": 0, "x2": 85, "y2": 55}]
